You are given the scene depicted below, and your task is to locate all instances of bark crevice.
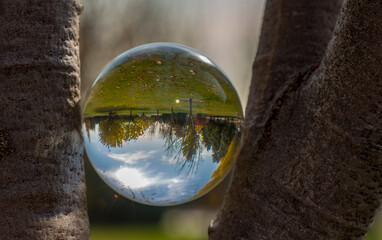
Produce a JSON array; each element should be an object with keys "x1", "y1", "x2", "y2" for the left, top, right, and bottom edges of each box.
[
  {"x1": 0, "y1": 130, "x2": 13, "y2": 162},
  {"x1": 0, "y1": 0, "x2": 89, "y2": 239},
  {"x1": 209, "y1": 0, "x2": 381, "y2": 239}
]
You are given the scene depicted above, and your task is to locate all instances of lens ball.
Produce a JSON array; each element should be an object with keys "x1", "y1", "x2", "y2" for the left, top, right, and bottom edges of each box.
[{"x1": 82, "y1": 43, "x2": 243, "y2": 206}]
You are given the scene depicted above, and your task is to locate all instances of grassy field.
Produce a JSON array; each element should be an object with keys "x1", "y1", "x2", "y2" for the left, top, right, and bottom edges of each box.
[
  {"x1": 365, "y1": 216, "x2": 382, "y2": 240},
  {"x1": 84, "y1": 52, "x2": 242, "y2": 118},
  {"x1": 90, "y1": 225, "x2": 206, "y2": 240},
  {"x1": 90, "y1": 223, "x2": 382, "y2": 240}
]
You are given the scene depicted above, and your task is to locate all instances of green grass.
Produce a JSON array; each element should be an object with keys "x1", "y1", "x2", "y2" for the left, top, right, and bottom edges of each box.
[
  {"x1": 364, "y1": 217, "x2": 382, "y2": 240},
  {"x1": 91, "y1": 222, "x2": 382, "y2": 240},
  {"x1": 90, "y1": 225, "x2": 206, "y2": 240},
  {"x1": 84, "y1": 53, "x2": 242, "y2": 117}
]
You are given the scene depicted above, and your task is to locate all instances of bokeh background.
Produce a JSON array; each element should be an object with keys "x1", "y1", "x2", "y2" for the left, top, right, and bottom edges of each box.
[{"x1": 80, "y1": 1, "x2": 382, "y2": 239}]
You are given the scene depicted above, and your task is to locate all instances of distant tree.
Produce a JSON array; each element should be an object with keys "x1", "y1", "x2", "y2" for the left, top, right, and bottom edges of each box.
[
  {"x1": 123, "y1": 119, "x2": 146, "y2": 142},
  {"x1": 98, "y1": 116, "x2": 154, "y2": 148},
  {"x1": 180, "y1": 117, "x2": 201, "y2": 164},
  {"x1": 162, "y1": 116, "x2": 202, "y2": 174},
  {"x1": 201, "y1": 119, "x2": 238, "y2": 163},
  {"x1": 98, "y1": 117, "x2": 125, "y2": 148}
]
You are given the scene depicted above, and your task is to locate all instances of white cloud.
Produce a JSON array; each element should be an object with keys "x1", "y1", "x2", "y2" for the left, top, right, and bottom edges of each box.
[
  {"x1": 201, "y1": 149, "x2": 210, "y2": 157},
  {"x1": 115, "y1": 167, "x2": 154, "y2": 189},
  {"x1": 107, "y1": 150, "x2": 158, "y2": 164},
  {"x1": 96, "y1": 164, "x2": 201, "y2": 205},
  {"x1": 161, "y1": 155, "x2": 174, "y2": 164},
  {"x1": 100, "y1": 165, "x2": 185, "y2": 190}
]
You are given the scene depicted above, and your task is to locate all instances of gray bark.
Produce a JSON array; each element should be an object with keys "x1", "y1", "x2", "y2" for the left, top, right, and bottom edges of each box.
[
  {"x1": 0, "y1": 0, "x2": 90, "y2": 239},
  {"x1": 210, "y1": 0, "x2": 382, "y2": 239}
]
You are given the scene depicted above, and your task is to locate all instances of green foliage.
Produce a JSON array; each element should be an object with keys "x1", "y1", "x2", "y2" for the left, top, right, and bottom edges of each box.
[
  {"x1": 91, "y1": 114, "x2": 240, "y2": 177},
  {"x1": 364, "y1": 216, "x2": 382, "y2": 240},
  {"x1": 181, "y1": 118, "x2": 200, "y2": 163},
  {"x1": 98, "y1": 116, "x2": 154, "y2": 148},
  {"x1": 201, "y1": 119, "x2": 237, "y2": 162},
  {"x1": 99, "y1": 118, "x2": 126, "y2": 148}
]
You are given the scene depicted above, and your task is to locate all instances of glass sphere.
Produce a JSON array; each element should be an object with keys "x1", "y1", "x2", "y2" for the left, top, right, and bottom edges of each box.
[{"x1": 82, "y1": 43, "x2": 243, "y2": 206}]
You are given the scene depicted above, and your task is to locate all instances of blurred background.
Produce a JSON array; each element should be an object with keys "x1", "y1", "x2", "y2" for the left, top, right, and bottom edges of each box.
[
  {"x1": 80, "y1": 0, "x2": 264, "y2": 109},
  {"x1": 80, "y1": 0, "x2": 382, "y2": 239}
]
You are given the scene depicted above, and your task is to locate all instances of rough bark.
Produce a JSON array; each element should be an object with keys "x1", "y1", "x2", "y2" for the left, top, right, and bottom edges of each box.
[
  {"x1": 245, "y1": 0, "x2": 343, "y2": 126},
  {"x1": 210, "y1": 0, "x2": 382, "y2": 239},
  {"x1": 0, "y1": 0, "x2": 90, "y2": 239}
]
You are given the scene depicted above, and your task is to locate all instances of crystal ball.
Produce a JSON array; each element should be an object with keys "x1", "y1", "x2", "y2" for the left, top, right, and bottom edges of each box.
[{"x1": 82, "y1": 43, "x2": 243, "y2": 206}]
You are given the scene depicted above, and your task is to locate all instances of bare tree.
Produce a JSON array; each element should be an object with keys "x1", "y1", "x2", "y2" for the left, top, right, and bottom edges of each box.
[
  {"x1": 209, "y1": 0, "x2": 382, "y2": 239},
  {"x1": 0, "y1": 0, "x2": 89, "y2": 239}
]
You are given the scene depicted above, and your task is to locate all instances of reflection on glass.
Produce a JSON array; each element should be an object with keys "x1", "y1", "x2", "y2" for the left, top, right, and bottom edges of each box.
[{"x1": 82, "y1": 43, "x2": 243, "y2": 206}]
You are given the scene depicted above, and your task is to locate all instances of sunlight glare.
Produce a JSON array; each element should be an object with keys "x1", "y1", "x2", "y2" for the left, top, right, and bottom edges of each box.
[{"x1": 115, "y1": 168, "x2": 152, "y2": 189}]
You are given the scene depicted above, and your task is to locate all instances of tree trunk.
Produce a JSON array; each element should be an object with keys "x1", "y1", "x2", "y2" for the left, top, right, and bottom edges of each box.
[
  {"x1": 210, "y1": 0, "x2": 382, "y2": 239},
  {"x1": 0, "y1": 0, "x2": 90, "y2": 239}
]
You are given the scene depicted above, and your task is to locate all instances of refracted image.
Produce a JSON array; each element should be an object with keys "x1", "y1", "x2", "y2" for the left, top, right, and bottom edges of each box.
[{"x1": 82, "y1": 43, "x2": 243, "y2": 206}]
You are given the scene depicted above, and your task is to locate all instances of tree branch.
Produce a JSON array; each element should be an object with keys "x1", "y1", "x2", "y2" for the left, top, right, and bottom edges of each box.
[
  {"x1": 0, "y1": 0, "x2": 89, "y2": 239},
  {"x1": 210, "y1": 0, "x2": 382, "y2": 239},
  {"x1": 246, "y1": 0, "x2": 342, "y2": 126}
]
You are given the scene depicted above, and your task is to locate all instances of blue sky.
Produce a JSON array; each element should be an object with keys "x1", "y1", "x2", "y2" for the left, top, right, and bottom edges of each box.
[{"x1": 83, "y1": 122, "x2": 220, "y2": 206}]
